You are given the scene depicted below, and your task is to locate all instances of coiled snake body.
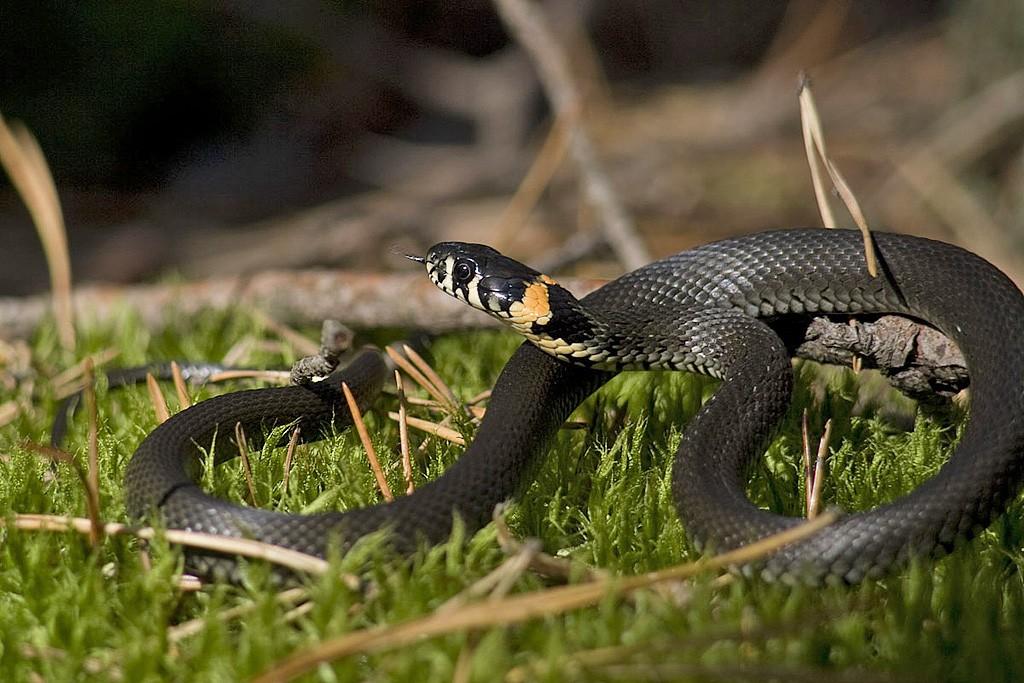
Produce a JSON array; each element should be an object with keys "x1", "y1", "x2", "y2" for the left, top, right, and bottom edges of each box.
[{"x1": 125, "y1": 229, "x2": 1024, "y2": 583}]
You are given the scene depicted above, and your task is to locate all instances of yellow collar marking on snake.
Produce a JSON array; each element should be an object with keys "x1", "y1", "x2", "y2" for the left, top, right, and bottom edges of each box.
[
  {"x1": 507, "y1": 276, "x2": 591, "y2": 358},
  {"x1": 507, "y1": 278, "x2": 553, "y2": 328}
]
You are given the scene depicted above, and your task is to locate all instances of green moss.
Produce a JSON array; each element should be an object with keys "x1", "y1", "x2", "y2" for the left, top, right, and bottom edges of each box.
[{"x1": 1, "y1": 311, "x2": 1021, "y2": 682}]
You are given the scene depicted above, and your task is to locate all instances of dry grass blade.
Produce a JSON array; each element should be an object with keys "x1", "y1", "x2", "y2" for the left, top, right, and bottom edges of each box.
[
  {"x1": 799, "y1": 87, "x2": 836, "y2": 229},
  {"x1": 385, "y1": 345, "x2": 462, "y2": 417},
  {"x1": 385, "y1": 347, "x2": 450, "y2": 410},
  {"x1": 251, "y1": 310, "x2": 321, "y2": 358},
  {"x1": 145, "y1": 373, "x2": 171, "y2": 424},
  {"x1": 234, "y1": 422, "x2": 259, "y2": 507},
  {"x1": 797, "y1": 75, "x2": 877, "y2": 277},
  {"x1": 394, "y1": 371, "x2": 414, "y2": 495},
  {"x1": 439, "y1": 539, "x2": 541, "y2": 614},
  {"x1": 281, "y1": 426, "x2": 301, "y2": 498},
  {"x1": 851, "y1": 354, "x2": 863, "y2": 373},
  {"x1": 466, "y1": 390, "x2": 491, "y2": 406},
  {"x1": 167, "y1": 587, "x2": 309, "y2": 643},
  {"x1": 252, "y1": 512, "x2": 836, "y2": 682},
  {"x1": 386, "y1": 411, "x2": 465, "y2": 446},
  {"x1": 452, "y1": 641, "x2": 476, "y2": 683},
  {"x1": 283, "y1": 601, "x2": 315, "y2": 623},
  {"x1": 401, "y1": 395, "x2": 482, "y2": 422},
  {"x1": 396, "y1": 394, "x2": 442, "y2": 409},
  {"x1": 807, "y1": 419, "x2": 833, "y2": 520},
  {"x1": 207, "y1": 369, "x2": 291, "y2": 384},
  {"x1": 401, "y1": 344, "x2": 465, "y2": 417},
  {"x1": 342, "y1": 382, "x2": 394, "y2": 501},
  {"x1": 177, "y1": 575, "x2": 203, "y2": 592},
  {"x1": 493, "y1": 111, "x2": 574, "y2": 249},
  {"x1": 51, "y1": 348, "x2": 120, "y2": 398},
  {"x1": 221, "y1": 336, "x2": 256, "y2": 367},
  {"x1": 0, "y1": 113, "x2": 75, "y2": 349},
  {"x1": 494, "y1": 507, "x2": 603, "y2": 583},
  {"x1": 8, "y1": 513, "x2": 331, "y2": 575},
  {"x1": 170, "y1": 361, "x2": 191, "y2": 409},
  {"x1": 876, "y1": 69, "x2": 1024, "y2": 276}
]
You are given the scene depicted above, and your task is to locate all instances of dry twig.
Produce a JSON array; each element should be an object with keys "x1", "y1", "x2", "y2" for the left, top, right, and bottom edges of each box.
[
  {"x1": 493, "y1": 111, "x2": 575, "y2": 249},
  {"x1": 493, "y1": 0, "x2": 650, "y2": 271}
]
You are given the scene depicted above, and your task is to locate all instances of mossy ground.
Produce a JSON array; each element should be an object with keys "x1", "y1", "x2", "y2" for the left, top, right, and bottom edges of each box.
[{"x1": 2, "y1": 310, "x2": 1023, "y2": 682}]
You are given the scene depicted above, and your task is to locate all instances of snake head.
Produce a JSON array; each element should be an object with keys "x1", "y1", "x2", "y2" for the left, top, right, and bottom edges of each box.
[
  {"x1": 418, "y1": 242, "x2": 607, "y2": 364},
  {"x1": 419, "y1": 242, "x2": 569, "y2": 332}
]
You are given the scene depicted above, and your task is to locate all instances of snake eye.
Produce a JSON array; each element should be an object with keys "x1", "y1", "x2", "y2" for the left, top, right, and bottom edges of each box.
[{"x1": 453, "y1": 259, "x2": 474, "y2": 285}]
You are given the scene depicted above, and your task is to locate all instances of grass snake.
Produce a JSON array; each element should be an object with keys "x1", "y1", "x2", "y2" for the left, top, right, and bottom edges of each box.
[{"x1": 124, "y1": 228, "x2": 1024, "y2": 583}]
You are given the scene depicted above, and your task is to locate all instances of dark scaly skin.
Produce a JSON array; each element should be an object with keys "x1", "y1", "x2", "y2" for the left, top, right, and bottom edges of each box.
[
  {"x1": 124, "y1": 229, "x2": 1024, "y2": 582},
  {"x1": 124, "y1": 346, "x2": 603, "y2": 567}
]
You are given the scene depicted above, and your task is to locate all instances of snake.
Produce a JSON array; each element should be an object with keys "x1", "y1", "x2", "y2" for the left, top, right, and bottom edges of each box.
[{"x1": 124, "y1": 228, "x2": 1024, "y2": 583}]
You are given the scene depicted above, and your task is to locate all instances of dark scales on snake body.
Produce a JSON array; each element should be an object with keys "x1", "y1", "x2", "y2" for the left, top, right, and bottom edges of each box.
[{"x1": 124, "y1": 229, "x2": 1024, "y2": 583}]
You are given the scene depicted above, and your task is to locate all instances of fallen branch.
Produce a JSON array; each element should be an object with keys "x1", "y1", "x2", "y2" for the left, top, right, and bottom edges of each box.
[
  {"x1": 1, "y1": 279, "x2": 968, "y2": 403},
  {"x1": 789, "y1": 315, "x2": 968, "y2": 401},
  {"x1": 0, "y1": 271, "x2": 606, "y2": 341}
]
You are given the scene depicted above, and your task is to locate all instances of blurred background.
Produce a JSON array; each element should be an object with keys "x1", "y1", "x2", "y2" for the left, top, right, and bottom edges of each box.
[{"x1": 2, "y1": 0, "x2": 1023, "y2": 297}]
